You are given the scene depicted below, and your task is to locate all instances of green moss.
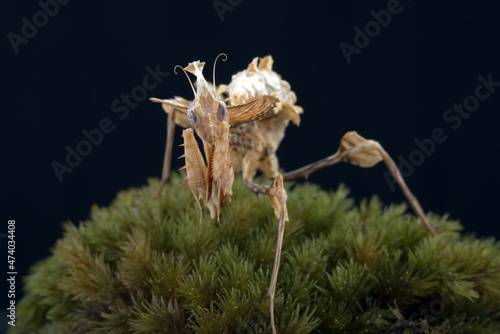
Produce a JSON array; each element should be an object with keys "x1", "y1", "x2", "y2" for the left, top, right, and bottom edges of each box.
[{"x1": 11, "y1": 174, "x2": 500, "y2": 333}]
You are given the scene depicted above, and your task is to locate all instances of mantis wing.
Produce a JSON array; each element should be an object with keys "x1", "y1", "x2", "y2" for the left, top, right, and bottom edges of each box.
[{"x1": 227, "y1": 95, "x2": 279, "y2": 125}]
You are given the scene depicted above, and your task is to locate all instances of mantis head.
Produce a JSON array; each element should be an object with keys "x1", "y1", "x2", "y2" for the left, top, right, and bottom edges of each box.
[{"x1": 175, "y1": 54, "x2": 228, "y2": 146}]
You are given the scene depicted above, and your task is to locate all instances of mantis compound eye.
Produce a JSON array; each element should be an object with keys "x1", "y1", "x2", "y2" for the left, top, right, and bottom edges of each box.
[
  {"x1": 187, "y1": 104, "x2": 200, "y2": 128},
  {"x1": 217, "y1": 99, "x2": 227, "y2": 122}
]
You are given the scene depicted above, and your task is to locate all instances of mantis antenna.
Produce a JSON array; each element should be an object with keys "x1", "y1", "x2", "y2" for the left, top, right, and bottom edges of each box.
[
  {"x1": 213, "y1": 53, "x2": 227, "y2": 90},
  {"x1": 174, "y1": 65, "x2": 196, "y2": 97}
]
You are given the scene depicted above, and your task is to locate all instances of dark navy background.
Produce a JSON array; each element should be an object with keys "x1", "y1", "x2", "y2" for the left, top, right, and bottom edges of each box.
[{"x1": 2, "y1": 0, "x2": 500, "y2": 323}]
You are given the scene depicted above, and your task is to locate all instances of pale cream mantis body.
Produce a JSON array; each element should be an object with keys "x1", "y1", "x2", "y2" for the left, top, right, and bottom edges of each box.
[{"x1": 150, "y1": 54, "x2": 441, "y2": 333}]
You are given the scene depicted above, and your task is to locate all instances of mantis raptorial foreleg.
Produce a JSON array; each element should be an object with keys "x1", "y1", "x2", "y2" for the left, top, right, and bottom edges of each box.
[
  {"x1": 245, "y1": 174, "x2": 288, "y2": 334},
  {"x1": 208, "y1": 121, "x2": 234, "y2": 221},
  {"x1": 282, "y1": 131, "x2": 443, "y2": 244},
  {"x1": 176, "y1": 121, "x2": 235, "y2": 224},
  {"x1": 181, "y1": 128, "x2": 208, "y2": 224}
]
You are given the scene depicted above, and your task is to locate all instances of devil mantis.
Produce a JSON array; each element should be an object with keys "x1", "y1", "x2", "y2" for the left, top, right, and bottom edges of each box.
[{"x1": 150, "y1": 54, "x2": 442, "y2": 333}]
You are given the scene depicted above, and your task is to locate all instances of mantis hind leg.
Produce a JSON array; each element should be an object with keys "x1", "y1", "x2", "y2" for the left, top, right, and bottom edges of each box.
[
  {"x1": 245, "y1": 175, "x2": 288, "y2": 334},
  {"x1": 282, "y1": 131, "x2": 444, "y2": 244}
]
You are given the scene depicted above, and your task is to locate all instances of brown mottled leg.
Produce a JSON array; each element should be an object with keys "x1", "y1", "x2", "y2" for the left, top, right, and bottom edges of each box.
[
  {"x1": 154, "y1": 109, "x2": 176, "y2": 198},
  {"x1": 282, "y1": 131, "x2": 443, "y2": 244},
  {"x1": 246, "y1": 175, "x2": 288, "y2": 334}
]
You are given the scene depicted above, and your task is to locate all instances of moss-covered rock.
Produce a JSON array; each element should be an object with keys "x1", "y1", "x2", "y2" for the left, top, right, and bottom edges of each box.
[{"x1": 11, "y1": 174, "x2": 500, "y2": 333}]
